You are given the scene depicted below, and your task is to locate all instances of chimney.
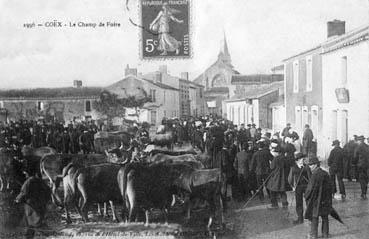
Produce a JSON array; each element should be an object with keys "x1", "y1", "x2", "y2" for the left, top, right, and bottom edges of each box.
[
  {"x1": 125, "y1": 64, "x2": 137, "y2": 77},
  {"x1": 154, "y1": 71, "x2": 162, "y2": 83},
  {"x1": 327, "y1": 20, "x2": 345, "y2": 38},
  {"x1": 73, "y1": 80, "x2": 82, "y2": 88},
  {"x1": 181, "y1": 72, "x2": 189, "y2": 81},
  {"x1": 159, "y1": 65, "x2": 168, "y2": 74}
]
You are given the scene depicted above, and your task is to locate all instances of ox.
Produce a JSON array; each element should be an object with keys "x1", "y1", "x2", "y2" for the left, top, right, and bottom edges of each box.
[
  {"x1": 150, "y1": 131, "x2": 174, "y2": 150},
  {"x1": 40, "y1": 153, "x2": 107, "y2": 207},
  {"x1": 62, "y1": 163, "x2": 122, "y2": 223},
  {"x1": 175, "y1": 168, "x2": 225, "y2": 229},
  {"x1": 117, "y1": 162, "x2": 189, "y2": 226}
]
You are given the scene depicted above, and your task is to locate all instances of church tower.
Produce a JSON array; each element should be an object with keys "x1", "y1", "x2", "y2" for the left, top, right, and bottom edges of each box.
[{"x1": 217, "y1": 32, "x2": 232, "y2": 67}]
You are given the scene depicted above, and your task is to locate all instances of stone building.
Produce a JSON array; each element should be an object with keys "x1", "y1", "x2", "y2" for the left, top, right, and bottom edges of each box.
[
  {"x1": 224, "y1": 81, "x2": 284, "y2": 129},
  {"x1": 141, "y1": 65, "x2": 205, "y2": 119},
  {"x1": 193, "y1": 34, "x2": 240, "y2": 116},
  {"x1": 0, "y1": 87, "x2": 102, "y2": 123}
]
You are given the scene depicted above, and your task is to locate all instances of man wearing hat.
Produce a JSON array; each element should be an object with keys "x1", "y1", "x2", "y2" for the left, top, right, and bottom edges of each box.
[
  {"x1": 288, "y1": 153, "x2": 311, "y2": 224},
  {"x1": 266, "y1": 141, "x2": 291, "y2": 209},
  {"x1": 354, "y1": 135, "x2": 369, "y2": 199},
  {"x1": 302, "y1": 124, "x2": 314, "y2": 156},
  {"x1": 343, "y1": 135, "x2": 357, "y2": 181},
  {"x1": 328, "y1": 140, "x2": 346, "y2": 199},
  {"x1": 304, "y1": 156, "x2": 332, "y2": 238},
  {"x1": 250, "y1": 140, "x2": 273, "y2": 201}
]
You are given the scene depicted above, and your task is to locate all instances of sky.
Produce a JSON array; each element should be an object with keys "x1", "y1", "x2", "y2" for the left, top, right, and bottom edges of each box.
[{"x1": 0, "y1": 0, "x2": 368, "y2": 89}]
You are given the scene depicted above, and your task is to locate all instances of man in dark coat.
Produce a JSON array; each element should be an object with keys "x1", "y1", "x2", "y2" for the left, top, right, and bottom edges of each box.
[
  {"x1": 289, "y1": 153, "x2": 311, "y2": 224},
  {"x1": 250, "y1": 141, "x2": 273, "y2": 201},
  {"x1": 302, "y1": 124, "x2": 314, "y2": 156},
  {"x1": 354, "y1": 135, "x2": 369, "y2": 199},
  {"x1": 328, "y1": 140, "x2": 346, "y2": 199},
  {"x1": 15, "y1": 170, "x2": 51, "y2": 239},
  {"x1": 343, "y1": 136, "x2": 357, "y2": 181},
  {"x1": 304, "y1": 156, "x2": 333, "y2": 239},
  {"x1": 233, "y1": 143, "x2": 251, "y2": 200},
  {"x1": 266, "y1": 142, "x2": 291, "y2": 209}
]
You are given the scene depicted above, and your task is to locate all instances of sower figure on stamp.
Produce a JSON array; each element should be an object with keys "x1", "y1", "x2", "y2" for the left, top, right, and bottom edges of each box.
[
  {"x1": 328, "y1": 140, "x2": 346, "y2": 199},
  {"x1": 15, "y1": 169, "x2": 51, "y2": 239},
  {"x1": 304, "y1": 156, "x2": 333, "y2": 239},
  {"x1": 149, "y1": 2, "x2": 184, "y2": 56}
]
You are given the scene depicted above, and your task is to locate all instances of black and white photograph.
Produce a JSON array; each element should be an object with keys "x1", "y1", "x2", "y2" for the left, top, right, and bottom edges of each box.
[{"x1": 0, "y1": 0, "x2": 368, "y2": 238}]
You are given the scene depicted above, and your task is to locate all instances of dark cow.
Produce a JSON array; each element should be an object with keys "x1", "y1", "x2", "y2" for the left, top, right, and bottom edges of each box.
[
  {"x1": 63, "y1": 163, "x2": 122, "y2": 223},
  {"x1": 148, "y1": 149, "x2": 197, "y2": 157},
  {"x1": 94, "y1": 131, "x2": 133, "y2": 154},
  {"x1": 176, "y1": 168, "x2": 225, "y2": 229},
  {"x1": 118, "y1": 162, "x2": 192, "y2": 226},
  {"x1": 40, "y1": 153, "x2": 108, "y2": 207},
  {"x1": 151, "y1": 131, "x2": 174, "y2": 150},
  {"x1": 148, "y1": 153, "x2": 204, "y2": 170},
  {"x1": 21, "y1": 145, "x2": 57, "y2": 159}
]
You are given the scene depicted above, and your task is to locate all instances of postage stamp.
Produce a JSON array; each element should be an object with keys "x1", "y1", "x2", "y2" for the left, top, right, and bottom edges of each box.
[{"x1": 140, "y1": 0, "x2": 191, "y2": 60}]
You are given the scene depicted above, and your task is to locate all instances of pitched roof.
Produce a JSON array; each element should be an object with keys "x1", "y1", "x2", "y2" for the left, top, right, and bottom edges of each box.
[
  {"x1": 226, "y1": 81, "x2": 283, "y2": 102},
  {"x1": 204, "y1": 87, "x2": 229, "y2": 94},
  {"x1": 231, "y1": 74, "x2": 283, "y2": 85},
  {"x1": 0, "y1": 87, "x2": 102, "y2": 99},
  {"x1": 141, "y1": 78, "x2": 179, "y2": 91}
]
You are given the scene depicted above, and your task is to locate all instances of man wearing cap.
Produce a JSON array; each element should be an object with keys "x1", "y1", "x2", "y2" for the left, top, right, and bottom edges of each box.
[
  {"x1": 328, "y1": 140, "x2": 346, "y2": 199},
  {"x1": 354, "y1": 135, "x2": 369, "y2": 199},
  {"x1": 304, "y1": 156, "x2": 332, "y2": 239}
]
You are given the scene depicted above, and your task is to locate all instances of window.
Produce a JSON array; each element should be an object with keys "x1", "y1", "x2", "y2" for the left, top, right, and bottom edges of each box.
[
  {"x1": 341, "y1": 56, "x2": 347, "y2": 85},
  {"x1": 199, "y1": 88, "x2": 203, "y2": 98},
  {"x1": 295, "y1": 106, "x2": 302, "y2": 133},
  {"x1": 331, "y1": 110, "x2": 338, "y2": 140},
  {"x1": 85, "y1": 100, "x2": 91, "y2": 112},
  {"x1": 311, "y1": 105, "x2": 319, "y2": 139},
  {"x1": 302, "y1": 106, "x2": 308, "y2": 128},
  {"x1": 164, "y1": 110, "x2": 166, "y2": 117},
  {"x1": 37, "y1": 101, "x2": 44, "y2": 111},
  {"x1": 151, "y1": 110, "x2": 157, "y2": 125},
  {"x1": 293, "y1": 60, "x2": 299, "y2": 93},
  {"x1": 163, "y1": 91, "x2": 166, "y2": 104},
  {"x1": 150, "y1": 89, "x2": 156, "y2": 102},
  {"x1": 306, "y1": 56, "x2": 313, "y2": 91}
]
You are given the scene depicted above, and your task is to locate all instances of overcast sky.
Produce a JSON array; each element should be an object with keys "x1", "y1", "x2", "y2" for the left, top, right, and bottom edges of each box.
[{"x1": 0, "y1": 0, "x2": 368, "y2": 89}]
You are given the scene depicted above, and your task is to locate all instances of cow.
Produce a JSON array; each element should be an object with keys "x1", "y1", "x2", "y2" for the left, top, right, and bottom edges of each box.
[
  {"x1": 117, "y1": 162, "x2": 193, "y2": 226},
  {"x1": 63, "y1": 163, "x2": 122, "y2": 223},
  {"x1": 21, "y1": 145, "x2": 57, "y2": 159},
  {"x1": 150, "y1": 131, "x2": 174, "y2": 150},
  {"x1": 147, "y1": 153, "x2": 204, "y2": 170},
  {"x1": 94, "y1": 131, "x2": 133, "y2": 154},
  {"x1": 174, "y1": 168, "x2": 225, "y2": 229},
  {"x1": 40, "y1": 153, "x2": 108, "y2": 207},
  {"x1": 0, "y1": 148, "x2": 27, "y2": 192}
]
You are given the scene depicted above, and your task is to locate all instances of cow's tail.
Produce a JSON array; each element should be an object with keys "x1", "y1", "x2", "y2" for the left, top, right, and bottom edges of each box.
[{"x1": 63, "y1": 163, "x2": 81, "y2": 207}]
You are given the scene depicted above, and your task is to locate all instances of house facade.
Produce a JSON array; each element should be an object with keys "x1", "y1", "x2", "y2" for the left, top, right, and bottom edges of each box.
[{"x1": 320, "y1": 24, "x2": 369, "y2": 158}]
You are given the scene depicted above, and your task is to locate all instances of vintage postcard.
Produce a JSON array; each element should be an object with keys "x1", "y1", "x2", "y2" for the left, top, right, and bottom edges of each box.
[{"x1": 0, "y1": 0, "x2": 369, "y2": 238}]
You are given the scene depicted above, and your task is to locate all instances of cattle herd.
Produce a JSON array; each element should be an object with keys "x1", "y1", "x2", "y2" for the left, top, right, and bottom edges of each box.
[{"x1": 0, "y1": 128, "x2": 226, "y2": 233}]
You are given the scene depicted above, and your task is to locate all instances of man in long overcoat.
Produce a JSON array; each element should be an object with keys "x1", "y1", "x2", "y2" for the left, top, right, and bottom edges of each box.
[
  {"x1": 250, "y1": 141, "x2": 273, "y2": 201},
  {"x1": 266, "y1": 142, "x2": 291, "y2": 208},
  {"x1": 354, "y1": 135, "x2": 369, "y2": 199},
  {"x1": 304, "y1": 156, "x2": 332, "y2": 239},
  {"x1": 327, "y1": 140, "x2": 346, "y2": 199},
  {"x1": 343, "y1": 137, "x2": 357, "y2": 180},
  {"x1": 15, "y1": 170, "x2": 51, "y2": 238},
  {"x1": 302, "y1": 124, "x2": 314, "y2": 156}
]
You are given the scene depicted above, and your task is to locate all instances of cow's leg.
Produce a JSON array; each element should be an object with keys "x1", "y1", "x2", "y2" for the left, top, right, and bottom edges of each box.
[
  {"x1": 110, "y1": 201, "x2": 119, "y2": 222},
  {"x1": 163, "y1": 208, "x2": 169, "y2": 225},
  {"x1": 0, "y1": 176, "x2": 4, "y2": 192},
  {"x1": 184, "y1": 196, "x2": 192, "y2": 221},
  {"x1": 127, "y1": 183, "x2": 136, "y2": 222},
  {"x1": 144, "y1": 210, "x2": 150, "y2": 227},
  {"x1": 103, "y1": 202, "x2": 109, "y2": 218},
  {"x1": 97, "y1": 203, "x2": 103, "y2": 216},
  {"x1": 77, "y1": 183, "x2": 89, "y2": 222},
  {"x1": 207, "y1": 195, "x2": 216, "y2": 229}
]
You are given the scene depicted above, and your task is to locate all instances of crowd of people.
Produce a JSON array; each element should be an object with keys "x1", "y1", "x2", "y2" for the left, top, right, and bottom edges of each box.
[{"x1": 2, "y1": 116, "x2": 369, "y2": 239}]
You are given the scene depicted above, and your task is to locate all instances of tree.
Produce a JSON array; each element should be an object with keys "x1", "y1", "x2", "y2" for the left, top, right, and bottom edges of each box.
[{"x1": 93, "y1": 90, "x2": 151, "y2": 126}]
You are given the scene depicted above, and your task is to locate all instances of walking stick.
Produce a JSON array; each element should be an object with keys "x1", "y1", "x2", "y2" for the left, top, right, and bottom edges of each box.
[{"x1": 242, "y1": 168, "x2": 277, "y2": 209}]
